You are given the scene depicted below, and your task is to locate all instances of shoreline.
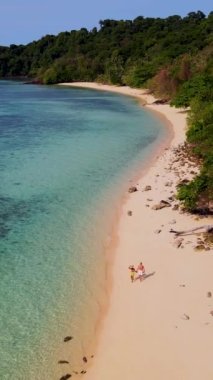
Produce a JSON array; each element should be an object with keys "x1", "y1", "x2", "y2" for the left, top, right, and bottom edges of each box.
[{"x1": 59, "y1": 83, "x2": 213, "y2": 379}]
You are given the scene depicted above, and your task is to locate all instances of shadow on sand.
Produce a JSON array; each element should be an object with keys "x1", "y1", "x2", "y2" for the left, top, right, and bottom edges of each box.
[{"x1": 135, "y1": 271, "x2": 155, "y2": 282}]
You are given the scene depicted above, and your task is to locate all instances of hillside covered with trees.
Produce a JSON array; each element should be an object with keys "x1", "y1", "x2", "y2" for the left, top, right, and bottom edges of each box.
[{"x1": 0, "y1": 11, "x2": 212, "y2": 213}]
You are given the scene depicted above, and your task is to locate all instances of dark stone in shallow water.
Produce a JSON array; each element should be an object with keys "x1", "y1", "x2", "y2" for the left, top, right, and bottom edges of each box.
[
  {"x1": 60, "y1": 375, "x2": 72, "y2": 380},
  {"x1": 64, "y1": 336, "x2": 73, "y2": 342},
  {"x1": 83, "y1": 356, "x2": 87, "y2": 363},
  {"x1": 58, "y1": 360, "x2": 69, "y2": 364}
]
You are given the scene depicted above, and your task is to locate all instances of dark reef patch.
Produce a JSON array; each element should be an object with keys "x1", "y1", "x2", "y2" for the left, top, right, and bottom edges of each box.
[{"x1": 0, "y1": 195, "x2": 48, "y2": 239}]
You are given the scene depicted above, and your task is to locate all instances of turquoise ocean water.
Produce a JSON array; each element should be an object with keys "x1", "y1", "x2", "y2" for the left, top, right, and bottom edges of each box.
[{"x1": 0, "y1": 81, "x2": 167, "y2": 379}]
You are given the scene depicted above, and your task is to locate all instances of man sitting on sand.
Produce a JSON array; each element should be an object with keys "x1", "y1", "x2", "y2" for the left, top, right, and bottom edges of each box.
[{"x1": 137, "y1": 262, "x2": 145, "y2": 282}]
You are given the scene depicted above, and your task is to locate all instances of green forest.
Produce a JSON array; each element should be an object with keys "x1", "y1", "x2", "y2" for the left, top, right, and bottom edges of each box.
[{"x1": 0, "y1": 11, "x2": 212, "y2": 213}]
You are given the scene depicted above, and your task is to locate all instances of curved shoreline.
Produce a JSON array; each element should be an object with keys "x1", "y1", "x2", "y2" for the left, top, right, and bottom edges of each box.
[{"x1": 59, "y1": 83, "x2": 213, "y2": 380}]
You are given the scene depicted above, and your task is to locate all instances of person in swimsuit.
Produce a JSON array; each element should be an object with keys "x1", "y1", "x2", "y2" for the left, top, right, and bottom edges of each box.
[
  {"x1": 137, "y1": 262, "x2": 145, "y2": 282},
  {"x1": 128, "y1": 265, "x2": 137, "y2": 283}
]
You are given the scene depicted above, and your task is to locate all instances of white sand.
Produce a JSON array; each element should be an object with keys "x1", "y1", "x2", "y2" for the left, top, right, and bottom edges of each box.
[{"x1": 60, "y1": 83, "x2": 213, "y2": 379}]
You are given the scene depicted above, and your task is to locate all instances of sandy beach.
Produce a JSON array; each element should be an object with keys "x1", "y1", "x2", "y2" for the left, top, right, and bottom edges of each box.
[{"x1": 60, "y1": 83, "x2": 213, "y2": 379}]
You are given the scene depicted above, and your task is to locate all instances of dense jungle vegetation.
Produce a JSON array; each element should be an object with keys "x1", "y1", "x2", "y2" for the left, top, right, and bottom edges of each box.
[{"x1": 0, "y1": 11, "x2": 212, "y2": 213}]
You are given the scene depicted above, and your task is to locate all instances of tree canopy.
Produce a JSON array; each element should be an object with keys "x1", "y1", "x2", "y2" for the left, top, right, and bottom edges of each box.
[{"x1": 0, "y1": 11, "x2": 212, "y2": 88}]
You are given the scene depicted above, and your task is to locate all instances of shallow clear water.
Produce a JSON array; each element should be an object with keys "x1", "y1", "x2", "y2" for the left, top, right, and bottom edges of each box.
[{"x1": 0, "y1": 81, "x2": 166, "y2": 379}]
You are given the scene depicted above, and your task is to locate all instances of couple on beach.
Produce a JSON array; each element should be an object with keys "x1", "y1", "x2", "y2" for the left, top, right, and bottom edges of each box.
[{"x1": 129, "y1": 262, "x2": 145, "y2": 283}]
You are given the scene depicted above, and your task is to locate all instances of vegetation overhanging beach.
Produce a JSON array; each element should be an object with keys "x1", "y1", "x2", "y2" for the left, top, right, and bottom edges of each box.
[{"x1": 58, "y1": 82, "x2": 213, "y2": 380}]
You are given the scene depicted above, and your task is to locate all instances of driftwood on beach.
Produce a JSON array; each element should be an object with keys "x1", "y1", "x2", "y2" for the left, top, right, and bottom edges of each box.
[{"x1": 170, "y1": 225, "x2": 213, "y2": 236}]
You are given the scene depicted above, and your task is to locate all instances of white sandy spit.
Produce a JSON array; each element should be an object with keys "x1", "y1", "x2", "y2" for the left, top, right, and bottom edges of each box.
[{"x1": 59, "y1": 83, "x2": 213, "y2": 380}]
